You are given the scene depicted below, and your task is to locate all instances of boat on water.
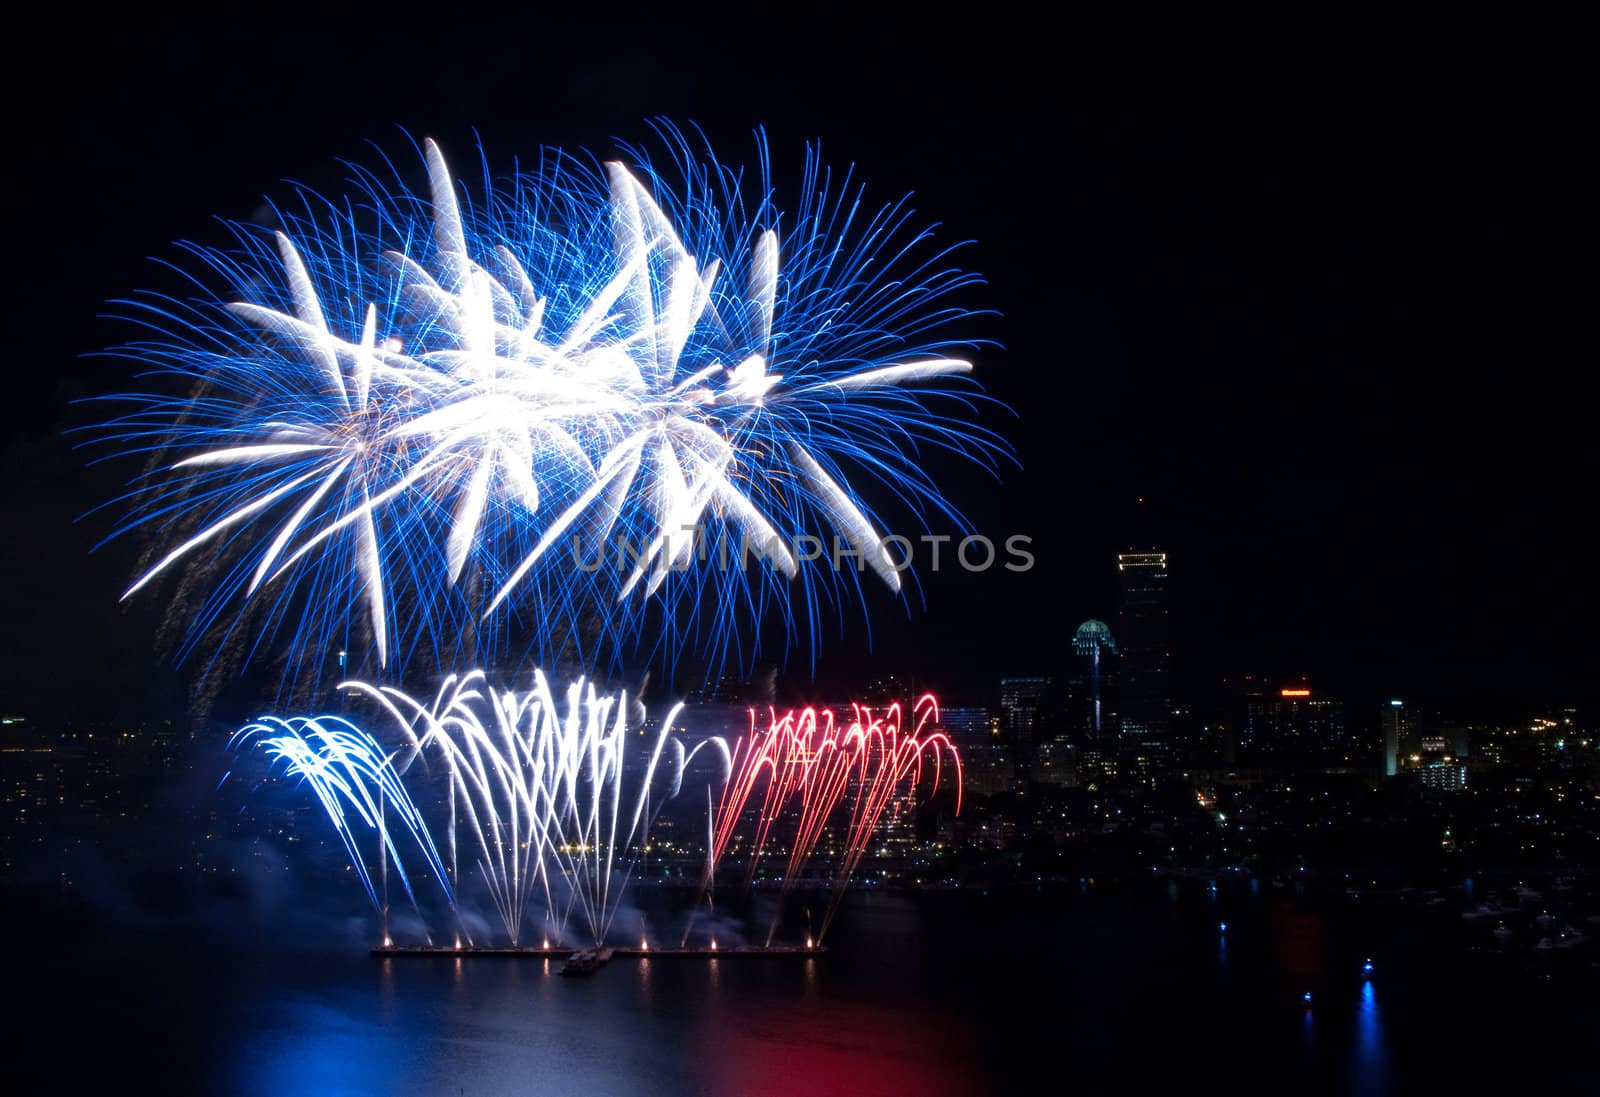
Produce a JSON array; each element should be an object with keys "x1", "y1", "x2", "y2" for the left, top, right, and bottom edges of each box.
[{"x1": 559, "y1": 948, "x2": 610, "y2": 976}]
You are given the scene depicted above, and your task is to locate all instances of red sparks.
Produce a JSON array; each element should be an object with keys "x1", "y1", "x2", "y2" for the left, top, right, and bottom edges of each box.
[{"x1": 710, "y1": 694, "x2": 963, "y2": 896}]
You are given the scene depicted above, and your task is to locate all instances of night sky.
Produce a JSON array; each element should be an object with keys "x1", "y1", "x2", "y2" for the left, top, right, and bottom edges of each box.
[{"x1": 3, "y1": 12, "x2": 1589, "y2": 719}]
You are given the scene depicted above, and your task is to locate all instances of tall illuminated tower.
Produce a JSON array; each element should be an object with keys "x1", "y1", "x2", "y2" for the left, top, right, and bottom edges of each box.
[
  {"x1": 1382, "y1": 699, "x2": 1412, "y2": 776},
  {"x1": 1115, "y1": 551, "x2": 1170, "y2": 746},
  {"x1": 1071, "y1": 620, "x2": 1117, "y2": 738}
]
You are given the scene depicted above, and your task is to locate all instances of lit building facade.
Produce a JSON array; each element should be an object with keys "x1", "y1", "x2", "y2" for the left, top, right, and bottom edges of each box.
[
  {"x1": 1382, "y1": 699, "x2": 1411, "y2": 777},
  {"x1": 1418, "y1": 760, "x2": 1467, "y2": 791},
  {"x1": 1033, "y1": 738, "x2": 1078, "y2": 787},
  {"x1": 999, "y1": 676, "x2": 1052, "y2": 782},
  {"x1": 1231, "y1": 682, "x2": 1355, "y2": 762},
  {"x1": 1070, "y1": 619, "x2": 1117, "y2": 740},
  {"x1": 938, "y1": 706, "x2": 1012, "y2": 797},
  {"x1": 1115, "y1": 551, "x2": 1170, "y2": 746}
]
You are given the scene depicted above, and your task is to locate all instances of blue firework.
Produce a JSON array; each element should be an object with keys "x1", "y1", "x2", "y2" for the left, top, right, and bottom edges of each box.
[{"x1": 83, "y1": 124, "x2": 1007, "y2": 687}]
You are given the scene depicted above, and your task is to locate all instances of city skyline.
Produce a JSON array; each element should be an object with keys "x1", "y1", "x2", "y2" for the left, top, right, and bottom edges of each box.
[{"x1": 3, "y1": 537, "x2": 1588, "y2": 724}]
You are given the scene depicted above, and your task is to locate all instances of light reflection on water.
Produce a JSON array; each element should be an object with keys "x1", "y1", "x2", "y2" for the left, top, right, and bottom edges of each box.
[
  {"x1": 26, "y1": 879, "x2": 1598, "y2": 1094},
  {"x1": 175, "y1": 885, "x2": 1587, "y2": 1095},
  {"x1": 253, "y1": 895, "x2": 1301, "y2": 1096},
  {"x1": 1352, "y1": 981, "x2": 1389, "y2": 1093},
  {"x1": 240, "y1": 949, "x2": 981, "y2": 1097}
]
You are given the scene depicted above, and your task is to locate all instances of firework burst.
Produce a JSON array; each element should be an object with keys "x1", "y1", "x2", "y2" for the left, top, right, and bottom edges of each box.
[{"x1": 86, "y1": 124, "x2": 1004, "y2": 687}]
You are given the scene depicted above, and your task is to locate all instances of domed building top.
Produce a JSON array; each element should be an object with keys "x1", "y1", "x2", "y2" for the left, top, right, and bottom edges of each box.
[{"x1": 1073, "y1": 618, "x2": 1116, "y2": 653}]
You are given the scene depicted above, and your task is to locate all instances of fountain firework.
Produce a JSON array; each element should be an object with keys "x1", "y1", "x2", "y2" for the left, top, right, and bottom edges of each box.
[
  {"x1": 236, "y1": 674, "x2": 960, "y2": 947},
  {"x1": 350, "y1": 670, "x2": 729, "y2": 945},
  {"x1": 237, "y1": 671, "x2": 729, "y2": 945},
  {"x1": 231, "y1": 715, "x2": 452, "y2": 916},
  {"x1": 707, "y1": 694, "x2": 961, "y2": 942}
]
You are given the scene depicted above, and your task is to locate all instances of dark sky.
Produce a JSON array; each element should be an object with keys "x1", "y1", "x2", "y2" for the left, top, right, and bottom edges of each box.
[{"x1": 2, "y1": 11, "x2": 1589, "y2": 719}]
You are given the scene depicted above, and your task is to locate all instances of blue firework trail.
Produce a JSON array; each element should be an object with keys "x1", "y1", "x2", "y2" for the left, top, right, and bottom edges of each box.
[
  {"x1": 83, "y1": 123, "x2": 1007, "y2": 687},
  {"x1": 232, "y1": 714, "x2": 453, "y2": 915}
]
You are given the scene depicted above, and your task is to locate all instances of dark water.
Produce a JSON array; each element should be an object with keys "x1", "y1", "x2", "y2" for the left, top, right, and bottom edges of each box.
[{"x1": 13, "y1": 882, "x2": 1598, "y2": 1094}]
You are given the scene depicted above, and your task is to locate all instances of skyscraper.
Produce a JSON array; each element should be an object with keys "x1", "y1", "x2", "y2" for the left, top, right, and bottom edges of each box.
[
  {"x1": 1115, "y1": 551, "x2": 1170, "y2": 746},
  {"x1": 1070, "y1": 619, "x2": 1117, "y2": 739},
  {"x1": 1381, "y1": 699, "x2": 1411, "y2": 777},
  {"x1": 1229, "y1": 681, "x2": 1356, "y2": 761},
  {"x1": 999, "y1": 676, "x2": 1052, "y2": 782},
  {"x1": 999, "y1": 677, "x2": 1052, "y2": 735},
  {"x1": 938, "y1": 706, "x2": 1012, "y2": 796}
]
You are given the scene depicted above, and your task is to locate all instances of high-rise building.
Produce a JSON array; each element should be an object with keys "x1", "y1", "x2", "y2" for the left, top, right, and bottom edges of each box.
[
  {"x1": 1070, "y1": 619, "x2": 1117, "y2": 740},
  {"x1": 999, "y1": 678, "x2": 1052, "y2": 730},
  {"x1": 999, "y1": 677, "x2": 1052, "y2": 782},
  {"x1": 1033, "y1": 738, "x2": 1078, "y2": 787},
  {"x1": 938, "y1": 706, "x2": 1011, "y2": 796},
  {"x1": 1229, "y1": 680, "x2": 1355, "y2": 761},
  {"x1": 1381, "y1": 699, "x2": 1410, "y2": 777},
  {"x1": 1116, "y1": 551, "x2": 1171, "y2": 745},
  {"x1": 1418, "y1": 760, "x2": 1467, "y2": 791},
  {"x1": 940, "y1": 706, "x2": 993, "y2": 740}
]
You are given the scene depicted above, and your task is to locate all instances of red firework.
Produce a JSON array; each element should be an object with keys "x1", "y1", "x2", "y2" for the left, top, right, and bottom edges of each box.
[{"x1": 709, "y1": 694, "x2": 962, "y2": 937}]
